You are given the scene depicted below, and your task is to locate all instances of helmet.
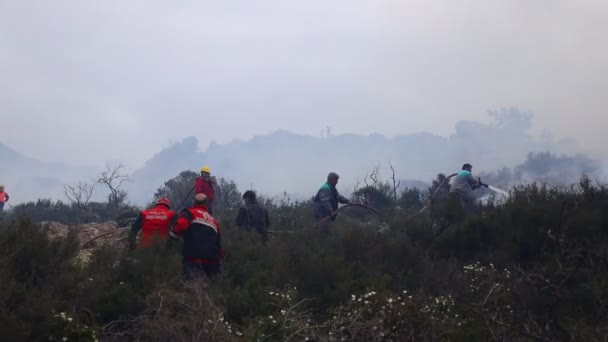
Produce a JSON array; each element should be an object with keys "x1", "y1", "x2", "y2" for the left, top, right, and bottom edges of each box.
[
  {"x1": 200, "y1": 166, "x2": 211, "y2": 173},
  {"x1": 156, "y1": 197, "x2": 171, "y2": 207}
]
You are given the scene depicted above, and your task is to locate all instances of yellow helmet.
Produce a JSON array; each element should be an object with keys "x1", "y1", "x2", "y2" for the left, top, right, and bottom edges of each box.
[
  {"x1": 0, "y1": 184, "x2": 4, "y2": 189},
  {"x1": 200, "y1": 166, "x2": 211, "y2": 173}
]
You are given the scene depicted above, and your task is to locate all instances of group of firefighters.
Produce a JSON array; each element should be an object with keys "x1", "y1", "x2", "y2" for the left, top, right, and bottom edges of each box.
[
  {"x1": 124, "y1": 163, "x2": 486, "y2": 279},
  {"x1": 127, "y1": 167, "x2": 351, "y2": 278},
  {"x1": 0, "y1": 163, "x2": 485, "y2": 278},
  {"x1": 128, "y1": 166, "x2": 273, "y2": 278}
]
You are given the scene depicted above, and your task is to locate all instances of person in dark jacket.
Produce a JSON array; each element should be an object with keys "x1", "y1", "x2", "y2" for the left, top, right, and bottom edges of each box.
[
  {"x1": 313, "y1": 172, "x2": 350, "y2": 235},
  {"x1": 194, "y1": 166, "x2": 216, "y2": 214},
  {"x1": 170, "y1": 193, "x2": 223, "y2": 279},
  {"x1": 236, "y1": 190, "x2": 270, "y2": 242},
  {"x1": 129, "y1": 198, "x2": 176, "y2": 249}
]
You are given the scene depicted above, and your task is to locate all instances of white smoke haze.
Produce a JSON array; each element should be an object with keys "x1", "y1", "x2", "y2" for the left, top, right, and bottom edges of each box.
[
  {"x1": 0, "y1": 108, "x2": 604, "y2": 205},
  {"x1": 1, "y1": 1, "x2": 606, "y2": 204}
]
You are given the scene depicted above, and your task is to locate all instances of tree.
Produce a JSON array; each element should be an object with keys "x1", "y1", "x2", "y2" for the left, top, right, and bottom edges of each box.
[
  {"x1": 63, "y1": 180, "x2": 95, "y2": 209},
  {"x1": 363, "y1": 162, "x2": 382, "y2": 188},
  {"x1": 399, "y1": 187, "x2": 423, "y2": 211},
  {"x1": 153, "y1": 172, "x2": 242, "y2": 216},
  {"x1": 388, "y1": 161, "x2": 401, "y2": 201},
  {"x1": 354, "y1": 163, "x2": 395, "y2": 211},
  {"x1": 353, "y1": 184, "x2": 393, "y2": 211},
  {"x1": 63, "y1": 180, "x2": 96, "y2": 223},
  {"x1": 214, "y1": 178, "x2": 242, "y2": 215},
  {"x1": 428, "y1": 173, "x2": 453, "y2": 222},
  {"x1": 430, "y1": 173, "x2": 451, "y2": 194},
  {"x1": 153, "y1": 170, "x2": 198, "y2": 210},
  {"x1": 98, "y1": 162, "x2": 132, "y2": 210}
]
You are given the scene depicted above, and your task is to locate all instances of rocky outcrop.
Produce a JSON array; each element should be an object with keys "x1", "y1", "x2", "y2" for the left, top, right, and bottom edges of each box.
[{"x1": 41, "y1": 221, "x2": 128, "y2": 262}]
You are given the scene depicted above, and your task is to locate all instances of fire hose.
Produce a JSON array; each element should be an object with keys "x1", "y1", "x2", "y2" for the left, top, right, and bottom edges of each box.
[
  {"x1": 267, "y1": 203, "x2": 383, "y2": 234},
  {"x1": 81, "y1": 181, "x2": 202, "y2": 247},
  {"x1": 82, "y1": 173, "x2": 490, "y2": 240},
  {"x1": 174, "y1": 186, "x2": 195, "y2": 212},
  {"x1": 400, "y1": 172, "x2": 487, "y2": 221},
  {"x1": 401, "y1": 173, "x2": 458, "y2": 222},
  {"x1": 81, "y1": 183, "x2": 199, "y2": 248},
  {"x1": 80, "y1": 228, "x2": 127, "y2": 248}
]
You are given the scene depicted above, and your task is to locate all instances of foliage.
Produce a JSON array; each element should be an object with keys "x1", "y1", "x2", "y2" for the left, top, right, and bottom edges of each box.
[
  {"x1": 353, "y1": 184, "x2": 394, "y2": 211},
  {"x1": 1, "y1": 176, "x2": 608, "y2": 340},
  {"x1": 153, "y1": 170, "x2": 198, "y2": 210},
  {"x1": 214, "y1": 177, "x2": 243, "y2": 217},
  {"x1": 103, "y1": 280, "x2": 236, "y2": 342},
  {"x1": 6, "y1": 199, "x2": 140, "y2": 226},
  {"x1": 0, "y1": 219, "x2": 83, "y2": 340},
  {"x1": 152, "y1": 170, "x2": 243, "y2": 217}
]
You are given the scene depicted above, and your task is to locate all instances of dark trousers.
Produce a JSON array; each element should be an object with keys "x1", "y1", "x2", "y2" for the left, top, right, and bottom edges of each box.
[
  {"x1": 316, "y1": 208, "x2": 335, "y2": 237},
  {"x1": 183, "y1": 259, "x2": 220, "y2": 280},
  {"x1": 240, "y1": 226, "x2": 269, "y2": 243}
]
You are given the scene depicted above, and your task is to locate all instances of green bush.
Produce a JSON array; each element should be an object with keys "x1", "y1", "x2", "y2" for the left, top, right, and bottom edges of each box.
[{"x1": 1, "y1": 178, "x2": 608, "y2": 340}]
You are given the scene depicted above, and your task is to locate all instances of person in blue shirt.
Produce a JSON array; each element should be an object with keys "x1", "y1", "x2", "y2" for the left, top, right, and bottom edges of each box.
[{"x1": 449, "y1": 163, "x2": 488, "y2": 217}]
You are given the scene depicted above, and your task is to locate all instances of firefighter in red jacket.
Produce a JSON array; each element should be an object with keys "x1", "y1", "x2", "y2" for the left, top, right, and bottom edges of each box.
[
  {"x1": 170, "y1": 193, "x2": 223, "y2": 279},
  {"x1": 195, "y1": 166, "x2": 216, "y2": 214},
  {"x1": 0, "y1": 185, "x2": 9, "y2": 213},
  {"x1": 129, "y1": 198, "x2": 176, "y2": 249}
]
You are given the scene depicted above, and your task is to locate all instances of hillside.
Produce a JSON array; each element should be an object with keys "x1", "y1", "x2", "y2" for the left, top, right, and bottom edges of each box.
[
  {"x1": 2, "y1": 111, "x2": 593, "y2": 205},
  {"x1": 126, "y1": 111, "x2": 581, "y2": 204},
  {"x1": 0, "y1": 142, "x2": 96, "y2": 203}
]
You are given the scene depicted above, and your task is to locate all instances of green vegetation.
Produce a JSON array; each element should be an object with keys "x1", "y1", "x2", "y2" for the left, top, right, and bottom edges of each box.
[{"x1": 1, "y1": 175, "x2": 607, "y2": 341}]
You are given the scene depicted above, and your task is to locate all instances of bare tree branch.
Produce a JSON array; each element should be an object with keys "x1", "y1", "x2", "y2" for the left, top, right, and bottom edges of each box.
[
  {"x1": 389, "y1": 161, "x2": 401, "y2": 201},
  {"x1": 369, "y1": 162, "x2": 381, "y2": 188},
  {"x1": 63, "y1": 180, "x2": 95, "y2": 208},
  {"x1": 98, "y1": 162, "x2": 133, "y2": 207},
  {"x1": 353, "y1": 179, "x2": 361, "y2": 193}
]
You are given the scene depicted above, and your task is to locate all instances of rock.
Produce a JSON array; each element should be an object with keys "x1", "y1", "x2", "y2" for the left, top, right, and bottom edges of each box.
[{"x1": 40, "y1": 221, "x2": 128, "y2": 262}]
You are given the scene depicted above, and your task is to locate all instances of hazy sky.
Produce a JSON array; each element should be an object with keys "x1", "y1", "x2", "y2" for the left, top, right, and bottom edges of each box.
[{"x1": 1, "y1": 0, "x2": 607, "y2": 168}]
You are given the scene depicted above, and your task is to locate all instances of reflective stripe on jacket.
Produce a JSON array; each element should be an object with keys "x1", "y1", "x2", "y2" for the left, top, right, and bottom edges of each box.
[{"x1": 172, "y1": 205, "x2": 223, "y2": 263}]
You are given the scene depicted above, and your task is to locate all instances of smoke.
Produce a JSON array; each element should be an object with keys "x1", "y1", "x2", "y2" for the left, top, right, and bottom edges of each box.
[
  {"x1": 3, "y1": 107, "x2": 603, "y2": 205},
  {"x1": 125, "y1": 108, "x2": 599, "y2": 204},
  {"x1": 479, "y1": 151, "x2": 602, "y2": 190}
]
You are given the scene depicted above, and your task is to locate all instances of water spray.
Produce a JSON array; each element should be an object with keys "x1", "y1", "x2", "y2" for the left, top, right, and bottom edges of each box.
[{"x1": 488, "y1": 185, "x2": 509, "y2": 197}]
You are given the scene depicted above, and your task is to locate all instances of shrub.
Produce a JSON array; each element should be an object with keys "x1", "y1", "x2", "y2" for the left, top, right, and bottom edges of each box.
[{"x1": 2, "y1": 178, "x2": 608, "y2": 340}]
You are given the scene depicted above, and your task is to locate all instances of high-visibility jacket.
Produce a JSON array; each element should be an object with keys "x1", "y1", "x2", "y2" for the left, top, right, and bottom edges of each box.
[
  {"x1": 194, "y1": 177, "x2": 215, "y2": 200},
  {"x1": 0, "y1": 191, "x2": 9, "y2": 203},
  {"x1": 172, "y1": 204, "x2": 223, "y2": 264},
  {"x1": 133, "y1": 204, "x2": 176, "y2": 247}
]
